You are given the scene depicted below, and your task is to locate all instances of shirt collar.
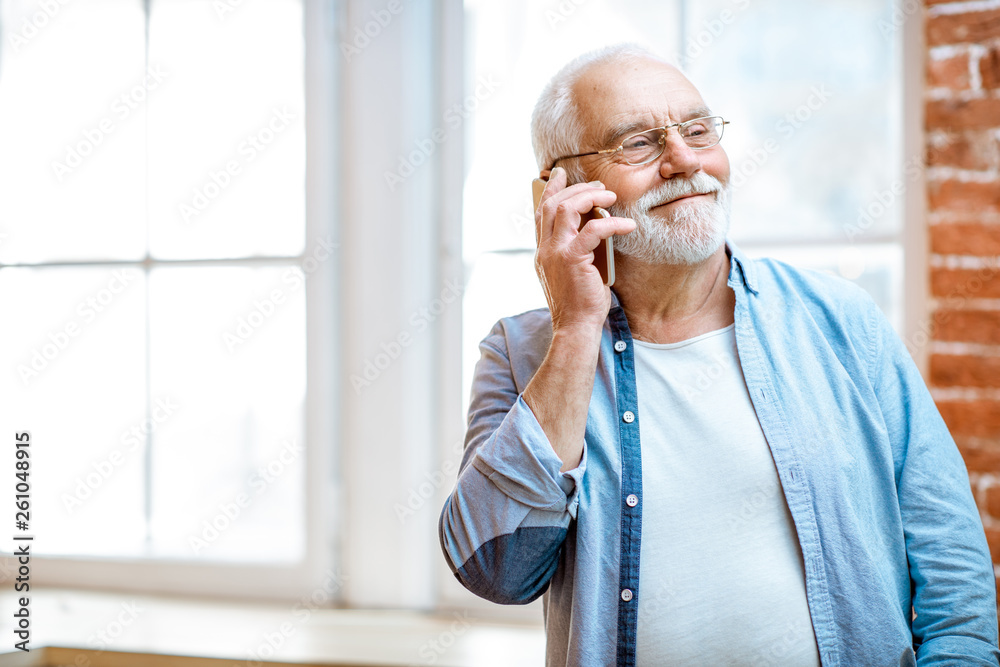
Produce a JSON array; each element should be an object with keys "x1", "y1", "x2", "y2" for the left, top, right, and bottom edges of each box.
[
  {"x1": 726, "y1": 238, "x2": 759, "y2": 295},
  {"x1": 609, "y1": 237, "x2": 758, "y2": 311}
]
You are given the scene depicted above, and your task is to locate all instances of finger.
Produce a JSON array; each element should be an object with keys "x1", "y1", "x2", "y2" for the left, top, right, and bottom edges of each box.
[
  {"x1": 571, "y1": 215, "x2": 636, "y2": 254},
  {"x1": 545, "y1": 188, "x2": 619, "y2": 241},
  {"x1": 536, "y1": 170, "x2": 610, "y2": 241},
  {"x1": 536, "y1": 167, "x2": 567, "y2": 243}
]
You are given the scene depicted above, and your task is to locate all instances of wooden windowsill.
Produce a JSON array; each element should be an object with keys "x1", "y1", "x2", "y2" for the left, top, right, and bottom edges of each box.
[{"x1": 0, "y1": 588, "x2": 545, "y2": 666}]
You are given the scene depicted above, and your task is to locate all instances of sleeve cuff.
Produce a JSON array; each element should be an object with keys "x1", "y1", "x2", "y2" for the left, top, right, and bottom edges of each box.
[
  {"x1": 471, "y1": 393, "x2": 588, "y2": 514},
  {"x1": 916, "y1": 635, "x2": 1000, "y2": 666}
]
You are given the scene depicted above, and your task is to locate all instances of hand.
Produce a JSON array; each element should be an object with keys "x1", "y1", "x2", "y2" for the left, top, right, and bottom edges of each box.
[{"x1": 534, "y1": 167, "x2": 636, "y2": 334}]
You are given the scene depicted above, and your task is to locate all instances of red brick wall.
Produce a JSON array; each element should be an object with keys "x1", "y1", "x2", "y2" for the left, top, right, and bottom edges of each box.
[{"x1": 923, "y1": 0, "x2": 1000, "y2": 577}]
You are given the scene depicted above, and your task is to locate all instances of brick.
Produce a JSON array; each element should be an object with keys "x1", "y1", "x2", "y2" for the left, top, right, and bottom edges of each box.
[
  {"x1": 987, "y1": 485, "x2": 1000, "y2": 517},
  {"x1": 931, "y1": 223, "x2": 1000, "y2": 255},
  {"x1": 928, "y1": 180, "x2": 1000, "y2": 213},
  {"x1": 931, "y1": 267, "x2": 1000, "y2": 299},
  {"x1": 926, "y1": 98, "x2": 1000, "y2": 131},
  {"x1": 957, "y1": 439, "x2": 1000, "y2": 471},
  {"x1": 926, "y1": 131, "x2": 1000, "y2": 171},
  {"x1": 932, "y1": 309, "x2": 1000, "y2": 344},
  {"x1": 981, "y1": 45, "x2": 1000, "y2": 89},
  {"x1": 938, "y1": 399, "x2": 1000, "y2": 437},
  {"x1": 928, "y1": 53, "x2": 972, "y2": 89},
  {"x1": 927, "y1": 9, "x2": 1000, "y2": 45},
  {"x1": 930, "y1": 210, "x2": 1000, "y2": 226},
  {"x1": 930, "y1": 353, "x2": 1000, "y2": 387}
]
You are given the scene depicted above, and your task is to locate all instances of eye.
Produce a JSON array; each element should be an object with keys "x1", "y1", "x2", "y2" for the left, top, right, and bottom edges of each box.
[
  {"x1": 621, "y1": 131, "x2": 661, "y2": 150},
  {"x1": 622, "y1": 135, "x2": 653, "y2": 150},
  {"x1": 682, "y1": 122, "x2": 709, "y2": 137}
]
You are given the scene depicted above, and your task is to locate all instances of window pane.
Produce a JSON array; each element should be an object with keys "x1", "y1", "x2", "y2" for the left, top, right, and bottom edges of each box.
[
  {"x1": 147, "y1": 0, "x2": 305, "y2": 260},
  {"x1": 684, "y1": 0, "x2": 901, "y2": 244},
  {"x1": 148, "y1": 266, "x2": 306, "y2": 562},
  {"x1": 0, "y1": 0, "x2": 146, "y2": 263},
  {"x1": 0, "y1": 267, "x2": 147, "y2": 557}
]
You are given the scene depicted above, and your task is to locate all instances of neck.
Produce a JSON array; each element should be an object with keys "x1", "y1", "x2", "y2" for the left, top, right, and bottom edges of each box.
[{"x1": 611, "y1": 244, "x2": 735, "y2": 344}]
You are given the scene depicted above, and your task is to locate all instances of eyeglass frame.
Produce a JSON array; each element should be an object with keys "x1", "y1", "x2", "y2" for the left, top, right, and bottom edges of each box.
[{"x1": 546, "y1": 115, "x2": 730, "y2": 171}]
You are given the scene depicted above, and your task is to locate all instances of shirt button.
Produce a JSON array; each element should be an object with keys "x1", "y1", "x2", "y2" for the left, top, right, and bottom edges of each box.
[
  {"x1": 614, "y1": 340, "x2": 627, "y2": 352},
  {"x1": 625, "y1": 494, "x2": 638, "y2": 507},
  {"x1": 622, "y1": 410, "x2": 635, "y2": 423},
  {"x1": 621, "y1": 588, "x2": 633, "y2": 602}
]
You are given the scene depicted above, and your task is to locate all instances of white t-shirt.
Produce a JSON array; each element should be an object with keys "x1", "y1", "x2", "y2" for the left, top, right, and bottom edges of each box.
[{"x1": 632, "y1": 323, "x2": 821, "y2": 666}]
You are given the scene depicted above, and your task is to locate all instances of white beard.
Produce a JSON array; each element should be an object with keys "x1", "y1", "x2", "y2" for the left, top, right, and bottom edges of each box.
[{"x1": 607, "y1": 172, "x2": 732, "y2": 266}]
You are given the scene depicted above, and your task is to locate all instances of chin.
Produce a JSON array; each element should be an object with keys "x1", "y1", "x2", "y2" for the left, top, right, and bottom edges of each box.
[
  {"x1": 614, "y1": 196, "x2": 730, "y2": 266},
  {"x1": 607, "y1": 174, "x2": 733, "y2": 266}
]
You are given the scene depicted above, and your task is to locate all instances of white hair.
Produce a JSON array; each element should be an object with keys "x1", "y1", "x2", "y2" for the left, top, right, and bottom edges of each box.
[{"x1": 530, "y1": 43, "x2": 676, "y2": 182}]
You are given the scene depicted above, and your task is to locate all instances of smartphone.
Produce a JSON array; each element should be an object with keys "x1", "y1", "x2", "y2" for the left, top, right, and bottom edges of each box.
[{"x1": 532, "y1": 177, "x2": 615, "y2": 287}]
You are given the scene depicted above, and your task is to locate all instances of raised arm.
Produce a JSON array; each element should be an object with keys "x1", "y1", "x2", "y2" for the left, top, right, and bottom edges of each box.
[
  {"x1": 437, "y1": 168, "x2": 634, "y2": 603},
  {"x1": 526, "y1": 167, "x2": 634, "y2": 471}
]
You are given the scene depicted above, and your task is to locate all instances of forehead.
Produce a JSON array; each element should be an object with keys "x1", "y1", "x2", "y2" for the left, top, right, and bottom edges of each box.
[{"x1": 572, "y1": 58, "x2": 707, "y2": 144}]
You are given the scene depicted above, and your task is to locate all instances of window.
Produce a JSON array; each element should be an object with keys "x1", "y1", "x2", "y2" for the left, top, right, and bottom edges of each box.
[{"x1": 0, "y1": 0, "x2": 333, "y2": 598}]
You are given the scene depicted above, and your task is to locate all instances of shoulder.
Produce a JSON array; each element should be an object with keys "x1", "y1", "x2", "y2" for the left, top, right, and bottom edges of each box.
[
  {"x1": 481, "y1": 308, "x2": 552, "y2": 364},
  {"x1": 741, "y1": 254, "x2": 886, "y2": 368},
  {"x1": 477, "y1": 307, "x2": 554, "y2": 388},
  {"x1": 749, "y1": 254, "x2": 880, "y2": 322},
  {"x1": 752, "y1": 255, "x2": 873, "y2": 303},
  {"x1": 481, "y1": 306, "x2": 554, "y2": 355}
]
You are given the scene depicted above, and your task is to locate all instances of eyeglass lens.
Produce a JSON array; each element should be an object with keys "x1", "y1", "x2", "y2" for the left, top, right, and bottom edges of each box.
[{"x1": 620, "y1": 117, "x2": 724, "y2": 165}]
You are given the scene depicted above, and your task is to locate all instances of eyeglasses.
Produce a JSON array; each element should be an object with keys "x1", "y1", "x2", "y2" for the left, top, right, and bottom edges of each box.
[{"x1": 549, "y1": 116, "x2": 729, "y2": 170}]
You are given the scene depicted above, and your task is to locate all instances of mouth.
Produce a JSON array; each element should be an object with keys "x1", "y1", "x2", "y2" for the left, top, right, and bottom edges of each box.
[{"x1": 656, "y1": 191, "x2": 715, "y2": 208}]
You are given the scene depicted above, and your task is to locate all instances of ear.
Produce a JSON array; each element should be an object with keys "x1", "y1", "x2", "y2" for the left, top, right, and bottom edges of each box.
[{"x1": 539, "y1": 169, "x2": 551, "y2": 181}]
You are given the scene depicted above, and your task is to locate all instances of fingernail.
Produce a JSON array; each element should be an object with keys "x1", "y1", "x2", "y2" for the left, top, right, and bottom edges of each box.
[{"x1": 589, "y1": 180, "x2": 603, "y2": 187}]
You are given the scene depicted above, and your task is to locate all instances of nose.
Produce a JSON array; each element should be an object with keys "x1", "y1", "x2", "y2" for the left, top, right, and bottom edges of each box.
[{"x1": 656, "y1": 129, "x2": 702, "y2": 180}]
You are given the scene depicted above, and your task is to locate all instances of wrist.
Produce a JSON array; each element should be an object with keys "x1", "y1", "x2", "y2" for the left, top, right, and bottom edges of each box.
[{"x1": 550, "y1": 323, "x2": 605, "y2": 350}]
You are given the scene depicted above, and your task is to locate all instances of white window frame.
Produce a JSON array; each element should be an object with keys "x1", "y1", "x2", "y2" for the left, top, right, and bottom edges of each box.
[
  {"x1": 2, "y1": 0, "x2": 340, "y2": 602},
  {"x1": 903, "y1": 4, "x2": 929, "y2": 377}
]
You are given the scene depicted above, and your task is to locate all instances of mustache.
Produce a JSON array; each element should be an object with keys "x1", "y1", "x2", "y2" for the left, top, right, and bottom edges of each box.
[
  {"x1": 643, "y1": 173, "x2": 722, "y2": 209},
  {"x1": 606, "y1": 173, "x2": 726, "y2": 220}
]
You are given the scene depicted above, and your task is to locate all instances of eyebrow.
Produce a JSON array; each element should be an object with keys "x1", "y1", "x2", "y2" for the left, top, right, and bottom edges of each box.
[{"x1": 600, "y1": 106, "x2": 713, "y2": 147}]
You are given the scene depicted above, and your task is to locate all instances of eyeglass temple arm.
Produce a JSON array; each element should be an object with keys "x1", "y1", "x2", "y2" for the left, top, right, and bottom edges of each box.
[{"x1": 546, "y1": 147, "x2": 619, "y2": 172}]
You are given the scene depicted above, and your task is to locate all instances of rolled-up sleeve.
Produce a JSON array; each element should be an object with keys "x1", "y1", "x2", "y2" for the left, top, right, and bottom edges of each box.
[
  {"x1": 866, "y1": 300, "x2": 1000, "y2": 665},
  {"x1": 438, "y1": 322, "x2": 586, "y2": 605}
]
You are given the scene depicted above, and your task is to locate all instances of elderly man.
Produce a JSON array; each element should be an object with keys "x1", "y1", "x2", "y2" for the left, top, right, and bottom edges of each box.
[{"x1": 438, "y1": 44, "x2": 999, "y2": 666}]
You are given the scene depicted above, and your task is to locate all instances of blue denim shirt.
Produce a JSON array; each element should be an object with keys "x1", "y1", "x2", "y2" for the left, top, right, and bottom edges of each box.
[{"x1": 438, "y1": 240, "x2": 999, "y2": 666}]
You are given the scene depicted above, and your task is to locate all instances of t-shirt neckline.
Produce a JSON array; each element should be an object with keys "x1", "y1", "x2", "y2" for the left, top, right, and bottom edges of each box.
[{"x1": 631, "y1": 323, "x2": 735, "y2": 350}]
